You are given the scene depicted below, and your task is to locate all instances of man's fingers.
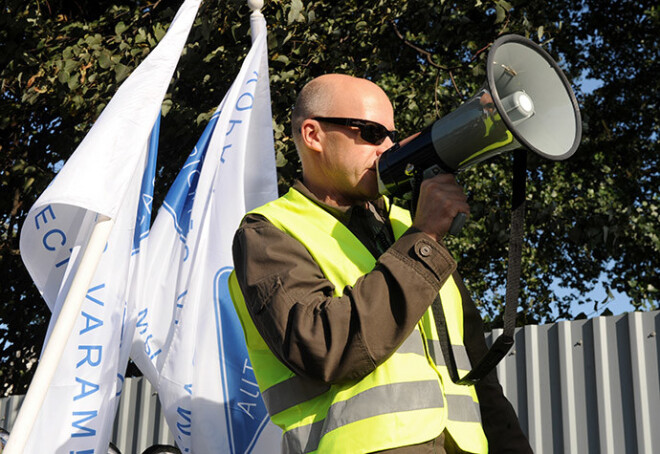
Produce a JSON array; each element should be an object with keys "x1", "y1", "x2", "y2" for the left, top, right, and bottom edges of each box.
[
  {"x1": 419, "y1": 175, "x2": 467, "y2": 202},
  {"x1": 412, "y1": 173, "x2": 470, "y2": 241}
]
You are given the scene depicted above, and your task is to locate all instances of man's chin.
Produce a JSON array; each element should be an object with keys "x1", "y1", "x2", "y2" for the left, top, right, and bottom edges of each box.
[
  {"x1": 363, "y1": 173, "x2": 379, "y2": 194},
  {"x1": 363, "y1": 187, "x2": 381, "y2": 202}
]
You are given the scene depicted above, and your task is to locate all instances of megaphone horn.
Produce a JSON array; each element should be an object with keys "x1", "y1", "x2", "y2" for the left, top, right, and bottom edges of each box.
[{"x1": 377, "y1": 34, "x2": 582, "y2": 200}]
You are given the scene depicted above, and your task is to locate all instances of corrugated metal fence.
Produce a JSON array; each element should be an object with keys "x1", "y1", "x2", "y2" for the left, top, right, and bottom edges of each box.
[
  {"x1": 2, "y1": 310, "x2": 658, "y2": 453},
  {"x1": 486, "y1": 310, "x2": 660, "y2": 454}
]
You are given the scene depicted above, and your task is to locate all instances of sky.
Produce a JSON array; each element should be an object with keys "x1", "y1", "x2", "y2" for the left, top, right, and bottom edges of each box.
[{"x1": 556, "y1": 75, "x2": 635, "y2": 321}]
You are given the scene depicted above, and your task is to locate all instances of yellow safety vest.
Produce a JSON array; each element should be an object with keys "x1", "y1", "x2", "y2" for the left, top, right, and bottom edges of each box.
[{"x1": 230, "y1": 188, "x2": 488, "y2": 454}]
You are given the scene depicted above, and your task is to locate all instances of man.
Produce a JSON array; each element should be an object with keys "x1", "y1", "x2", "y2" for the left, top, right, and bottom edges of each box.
[{"x1": 230, "y1": 74, "x2": 532, "y2": 453}]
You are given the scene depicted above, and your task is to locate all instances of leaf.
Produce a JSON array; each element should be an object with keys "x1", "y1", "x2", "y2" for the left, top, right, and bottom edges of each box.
[
  {"x1": 67, "y1": 73, "x2": 80, "y2": 90},
  {"x1": 288, "y1": 0, "x2": 304, "y2": 25},
  {"x1": 274, "y1": 54, "x2": 290, "y2": 64},
  {"x1": 98, "y1": 51, "x2": 112, "y2": 69},
  {"x1": 153, "y1": 23, "x2": 167, "y2": 42},
  {"x1": 23, "y1": 177, "x2": 35, "y2": 192},
  {"x1": 114, "y1": 21, "x2": 128, "y2": 36},
  {"x1": 57, "y1": 69, "x2": 68, "y2": 84},
  {"x1": 135, "y1": 28, "x2": 147, "y2": 44},
  {"x1": 196, "y1": 111, "x2": 214, "y2": 126},
  {"x1": 495, "y1": 5, "x2": 506, "y2": 24},
  {"x1": 114, "y1": 63, "x2": 131, "y2": 83},
  {"x1": 84, "y1": 34, "x2": 103, "y2": 48},
  {"x1": 161, "y1": 98, "x2": 173, "y2": 117},
  {"x1": 276, "y1": 150, "x2": 288, "y2": 167},
  {"x1": 64, "y1": 59, "x2": 78, "y2": 74},
  {"x1": 537, "y1": 25, "x2": 544, "y2": 41}
]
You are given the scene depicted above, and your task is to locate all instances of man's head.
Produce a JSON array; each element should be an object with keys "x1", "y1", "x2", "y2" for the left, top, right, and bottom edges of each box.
[{"x1": 291, "y1": 74, "x2": 396, "y2": 207}]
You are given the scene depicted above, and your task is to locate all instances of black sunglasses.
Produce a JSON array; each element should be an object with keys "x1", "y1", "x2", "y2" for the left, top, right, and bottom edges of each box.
[{"x1": 313, "y1": 117, "x2": 398, "y2": 145}]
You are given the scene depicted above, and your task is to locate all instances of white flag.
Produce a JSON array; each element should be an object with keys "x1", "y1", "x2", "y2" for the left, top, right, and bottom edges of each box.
[
  {"x1": 18, "y1": 2, "x2": 201, "y2": 452},
  {"x1": 130, "y1": 14, "x2": 281, "y2": 453}
]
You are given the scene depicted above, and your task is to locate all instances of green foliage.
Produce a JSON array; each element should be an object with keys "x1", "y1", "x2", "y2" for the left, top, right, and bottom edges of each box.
[{"x1": 0, "y1": 0, "x2": 658, "y2": 394}]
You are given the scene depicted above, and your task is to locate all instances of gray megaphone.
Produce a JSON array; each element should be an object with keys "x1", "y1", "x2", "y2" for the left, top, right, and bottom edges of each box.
[{"x1": 377, "y1": 34, "x2": 581, "y2": 233}]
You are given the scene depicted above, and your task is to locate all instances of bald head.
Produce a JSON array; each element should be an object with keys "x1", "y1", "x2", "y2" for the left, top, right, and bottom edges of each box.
[
  {"x1": 291, "y1": 74, "x2": 393, "y2": 150},
  {"x1": 288, "y1": 74, "x2": 396, "y2": 207}
]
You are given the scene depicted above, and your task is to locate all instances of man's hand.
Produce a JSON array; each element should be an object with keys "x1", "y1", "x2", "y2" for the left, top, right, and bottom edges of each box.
[{"x1": 412, "y1": 173, "x2": 470, "y2": 242}]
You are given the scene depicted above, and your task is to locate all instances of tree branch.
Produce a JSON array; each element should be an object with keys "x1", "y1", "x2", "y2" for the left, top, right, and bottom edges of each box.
[{"x1": 390, "y1": 20, "x2": 493, "y2": 99}]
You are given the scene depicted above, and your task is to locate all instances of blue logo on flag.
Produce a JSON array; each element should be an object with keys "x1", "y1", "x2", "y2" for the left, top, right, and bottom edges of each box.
[
  {"x1": 213, "y1": 267, "x2": 270, "y2": 454},
  {"x1": 162, "y1": 111, "x2": 221, "y2": 240}
]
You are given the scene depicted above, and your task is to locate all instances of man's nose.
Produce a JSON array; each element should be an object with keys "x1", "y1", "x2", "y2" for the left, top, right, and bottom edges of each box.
[{"x1": 376, "y1": 138, "x2": 394, "y2": 156}]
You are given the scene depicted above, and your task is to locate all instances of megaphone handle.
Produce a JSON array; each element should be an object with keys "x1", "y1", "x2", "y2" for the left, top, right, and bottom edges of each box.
[
  {"x1": 449, "y1": 212, "x2": 467, "y2": 235},
  {"x1": 422, "y1": 165, "x2": 467, "y2": 236}
]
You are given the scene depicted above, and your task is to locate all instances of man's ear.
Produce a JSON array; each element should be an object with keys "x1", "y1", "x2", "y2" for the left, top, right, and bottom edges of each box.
[{"x1": 300, "y1": 119, "x2": 324, "y2": 152}]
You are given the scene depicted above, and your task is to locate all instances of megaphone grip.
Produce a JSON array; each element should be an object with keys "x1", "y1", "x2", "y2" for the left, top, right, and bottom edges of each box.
[{"x1": 449, "y1": 212, "x2": 467, "y2": 235}]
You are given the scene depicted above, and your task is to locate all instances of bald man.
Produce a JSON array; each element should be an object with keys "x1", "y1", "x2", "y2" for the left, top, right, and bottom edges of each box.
[{"x1": 230, "y1": 75, "x2": 532, "y2": 453}]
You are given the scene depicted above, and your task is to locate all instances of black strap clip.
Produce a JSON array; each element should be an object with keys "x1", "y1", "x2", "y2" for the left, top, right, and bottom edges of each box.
[{"x1": 454, "y1": 335, "x2": 514, "y2": 385}]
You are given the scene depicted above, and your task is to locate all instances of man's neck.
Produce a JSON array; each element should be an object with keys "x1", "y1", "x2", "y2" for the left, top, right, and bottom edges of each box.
[{"x1": 301, "y1": 177, "x2": 369, "y2": 209}]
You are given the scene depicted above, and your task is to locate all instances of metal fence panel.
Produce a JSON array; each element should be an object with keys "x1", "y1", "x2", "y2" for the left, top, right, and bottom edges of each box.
[
  {"x1": 2, "y1": 310, "x2": 658, "y2": 453},
  {"x1": 110, "y1": 376, "x2": 175, "y2": 453},
  {"x1": 487, "y1": 310, "x2": 660, "y2": 454}
]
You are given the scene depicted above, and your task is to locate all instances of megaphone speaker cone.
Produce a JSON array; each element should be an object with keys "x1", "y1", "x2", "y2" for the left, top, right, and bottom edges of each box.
[{"x1": 487, "y1": 34, "x2": 582, "y2": 161}]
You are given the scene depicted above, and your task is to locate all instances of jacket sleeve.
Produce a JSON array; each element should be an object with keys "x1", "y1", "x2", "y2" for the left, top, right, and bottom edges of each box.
[
  {"x1": 232, "y1": 213, "x2": 457, "y2": 385},
  {"x1": 455, "y1": 273, "x2": 533, "y2": 453}
]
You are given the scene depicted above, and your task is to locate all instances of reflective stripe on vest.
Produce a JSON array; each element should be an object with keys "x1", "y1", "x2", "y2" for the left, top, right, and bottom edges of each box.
[
  {"x1": 262, "y1": 376, "x2": 330, "y2": 416},
  {"x1": 233, "y1": 188, "x2": 488, "y2": 453},
  {"x1": 263, "y1": 333, "x2": 480, "y2": 426},
  {"x1": 446, "y1": 395, "x2": 483, "y2": 423},
  {"x1": 282, "y1": 380, "x2": 444, "y2": 454},
  {"x1": 426, "y1": 339, "x2": 473, "y2": 371}
]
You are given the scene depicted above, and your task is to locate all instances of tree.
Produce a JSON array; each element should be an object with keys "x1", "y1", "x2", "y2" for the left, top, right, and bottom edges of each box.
[{"x1": 1, "y1": 0, "x2": 657, "y2": 395}]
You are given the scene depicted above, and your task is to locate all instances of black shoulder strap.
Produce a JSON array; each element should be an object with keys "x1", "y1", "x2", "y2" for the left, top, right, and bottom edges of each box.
[{"x1": 434, "y1": 149, "x2": 527, "y2": 385}]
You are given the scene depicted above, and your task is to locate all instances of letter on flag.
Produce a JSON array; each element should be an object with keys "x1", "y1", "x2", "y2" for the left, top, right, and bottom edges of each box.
[
  {"x1": 129, "y1": 12, "x2": 281, "y2": 454},
  {"x1": 17, "y1": 1, "x2": 201, "y2": 452}
]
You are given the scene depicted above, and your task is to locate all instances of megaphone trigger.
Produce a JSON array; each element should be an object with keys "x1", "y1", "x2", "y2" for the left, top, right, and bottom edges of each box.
[{"x1": 422, "y1": 164, "x2": 443, "y2": 180}]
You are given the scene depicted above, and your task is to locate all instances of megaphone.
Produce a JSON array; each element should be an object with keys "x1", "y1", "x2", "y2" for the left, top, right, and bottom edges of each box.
[{"x1": 377, "y1": 34, "x2": 582, "y2": 218}]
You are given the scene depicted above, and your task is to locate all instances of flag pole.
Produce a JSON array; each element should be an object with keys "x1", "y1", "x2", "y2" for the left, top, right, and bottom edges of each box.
[
  {"x1": 5, "y1": 215, "x2": 115, "y2": 454},
  {"x1": 248, "y1": 0, "x2": 264, "y2": 42}
]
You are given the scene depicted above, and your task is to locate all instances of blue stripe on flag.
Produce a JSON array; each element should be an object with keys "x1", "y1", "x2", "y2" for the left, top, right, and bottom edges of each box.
[
  {"x1": 132, "y1": 114, "x2": 160, "y2": 254},
  {"x1": 162, "y1": 111, "x2": 221, "y2": 241},
  {"x1": 213, "y1": 267, "x2": 270, "y2": 454}
]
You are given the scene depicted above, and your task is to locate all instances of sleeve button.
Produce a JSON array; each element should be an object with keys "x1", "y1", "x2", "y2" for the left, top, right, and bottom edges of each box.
[{"x1": 419, "y1": 245, "x2": 432, "y2": 257}]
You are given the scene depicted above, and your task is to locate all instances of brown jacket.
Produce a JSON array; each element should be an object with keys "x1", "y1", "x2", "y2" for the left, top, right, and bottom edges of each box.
[{"x1": 232, "y1": 181, "x2": 532, "y2": 453}]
